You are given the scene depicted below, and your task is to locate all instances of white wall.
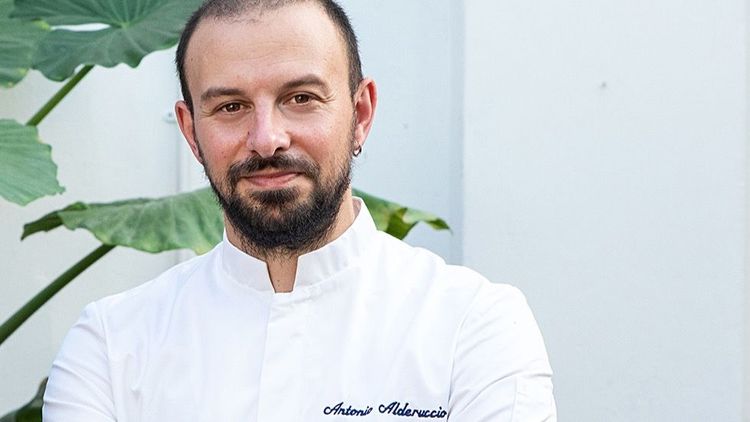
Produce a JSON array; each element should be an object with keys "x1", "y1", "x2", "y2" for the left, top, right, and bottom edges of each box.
[
  {"x1": 463, "y1": 1, "x2": 746, "y2": 420},
  {"x1": 341, "y1": 0, "x2": 464, "y2": 263}
]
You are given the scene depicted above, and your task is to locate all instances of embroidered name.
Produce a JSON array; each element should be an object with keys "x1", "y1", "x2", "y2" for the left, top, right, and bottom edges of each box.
[
  {"x1": 323, "y1": 402, "x2": 373, "y2": 417},
  {"x1": 378, "y1": 401, "x2": 447, "y2": 419}
]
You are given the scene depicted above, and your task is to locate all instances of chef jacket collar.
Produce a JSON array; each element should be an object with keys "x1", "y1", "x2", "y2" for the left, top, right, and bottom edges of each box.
[{"x1": 219, "y1": 197, "x2": 377, "y2": 293}]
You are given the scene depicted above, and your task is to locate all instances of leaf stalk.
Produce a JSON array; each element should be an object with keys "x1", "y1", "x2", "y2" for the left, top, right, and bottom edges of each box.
[
  {"x1": 0, "y1": 243, "x2": 114, "y2": 347},
  {"x1": 26, "y1": 65, "x2": 94, "y2": 127}
]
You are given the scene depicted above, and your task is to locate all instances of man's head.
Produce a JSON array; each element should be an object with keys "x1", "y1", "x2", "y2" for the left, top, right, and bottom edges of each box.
[
  {"x1": 176, "y1": 0, "x2": 363, "y2": 114},
  {"x1": 174, "y1": 0, "x2": 376, "y2": 259}
]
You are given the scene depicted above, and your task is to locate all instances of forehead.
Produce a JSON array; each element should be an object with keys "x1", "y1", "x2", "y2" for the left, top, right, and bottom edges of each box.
[{"x1": 184, "y1": 3, "x2": 347, "y2": 97}]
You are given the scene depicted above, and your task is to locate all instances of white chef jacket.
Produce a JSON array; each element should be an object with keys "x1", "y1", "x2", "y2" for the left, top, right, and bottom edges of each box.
[{"x1": 43, "y1": 199, "x2": 556, "y2": 421}]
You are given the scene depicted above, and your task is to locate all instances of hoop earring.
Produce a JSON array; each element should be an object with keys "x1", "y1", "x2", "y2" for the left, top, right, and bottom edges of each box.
[{"x1": 353, "y1": 144, "x2": 362, "y2": 157}]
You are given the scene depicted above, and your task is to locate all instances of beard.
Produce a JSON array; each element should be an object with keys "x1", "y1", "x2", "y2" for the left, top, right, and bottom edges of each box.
[{"x1": 198, "y1": 137, "x2": 353, "y2": 259}]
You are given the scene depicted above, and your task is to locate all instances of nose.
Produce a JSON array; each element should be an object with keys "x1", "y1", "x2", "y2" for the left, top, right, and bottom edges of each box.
[{"x1": 247, "y1": 104, "x2": 290, "y2": 158}]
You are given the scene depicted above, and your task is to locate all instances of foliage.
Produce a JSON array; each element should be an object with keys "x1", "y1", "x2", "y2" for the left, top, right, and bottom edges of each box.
[
  {"x1": 22, "y1": 188, "x2": 224, "y2": 254},
  {"x1": 0, "y1": 120, "x2": 63, "y2": 204},
  {"x1": 0, "y1": 0, "x2": 449, "y2": 419},
  {"x1": 0, "y1": 0, "x2": 47, "y2": 88},
  {"x1": 353, "y1": 189, "x2": 450, "y2": 239},
  {"x1": 11, "y1": 0, "x2": 204, "y2": 81}
]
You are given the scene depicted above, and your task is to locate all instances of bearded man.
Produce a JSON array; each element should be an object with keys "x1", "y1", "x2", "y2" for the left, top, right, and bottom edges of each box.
[{"x1": 43, "y1": 1, "x2": 556, "y2": 420}]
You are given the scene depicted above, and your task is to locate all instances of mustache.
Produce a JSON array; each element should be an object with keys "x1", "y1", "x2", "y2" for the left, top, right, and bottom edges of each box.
[{"x1": 227, "y1": 154, "x2": 319, "y2": 185}]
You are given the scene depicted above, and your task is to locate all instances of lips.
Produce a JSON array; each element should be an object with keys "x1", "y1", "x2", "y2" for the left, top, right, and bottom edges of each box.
[
  {"x1": 245, "y1": 171, "x2": 301, "y2": 188},
  {"x1": 227, "y1": 154, "x2": 319, "y2": 190}
]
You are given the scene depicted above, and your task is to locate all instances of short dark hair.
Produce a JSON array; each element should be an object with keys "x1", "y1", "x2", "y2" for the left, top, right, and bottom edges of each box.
[{"x1": 175, "y1": 0, "x2": 363, "y2": 112}]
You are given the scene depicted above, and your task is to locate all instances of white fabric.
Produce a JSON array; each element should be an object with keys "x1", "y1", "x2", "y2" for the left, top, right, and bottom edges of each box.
[{"x1": 43, "y1": 200, "x2": 556, "y2": 421}]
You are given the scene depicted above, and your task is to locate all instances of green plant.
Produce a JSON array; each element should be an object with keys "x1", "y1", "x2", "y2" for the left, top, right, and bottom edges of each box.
[{"x1": 0, "y1": 0, "x2": 449, "y2": 419}]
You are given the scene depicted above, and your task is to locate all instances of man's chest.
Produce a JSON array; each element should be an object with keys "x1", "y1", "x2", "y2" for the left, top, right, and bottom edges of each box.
[{"x1": 110, "y1": 291, "x2": 458, "y2": 421}]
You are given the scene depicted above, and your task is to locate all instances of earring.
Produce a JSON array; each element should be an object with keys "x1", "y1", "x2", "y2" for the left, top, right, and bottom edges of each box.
[{"x1": 353, "y1": 144, "x2": 362, "y2": 157}]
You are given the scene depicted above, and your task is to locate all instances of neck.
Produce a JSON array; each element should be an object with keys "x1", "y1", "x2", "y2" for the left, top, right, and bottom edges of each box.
[{"x1": 225, "y1": 191, "x2": 357, "y2": 293}]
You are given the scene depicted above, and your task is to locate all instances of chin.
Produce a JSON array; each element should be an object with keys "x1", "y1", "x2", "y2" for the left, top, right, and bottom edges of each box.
[{"x1": 247, "y1": 186, "x2": 307, "y2": 208}]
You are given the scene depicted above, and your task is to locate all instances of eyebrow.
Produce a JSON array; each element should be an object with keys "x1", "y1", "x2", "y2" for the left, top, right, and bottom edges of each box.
[
  {"x1": 279, "y1": 74, "x2": 330, "y2": 92},
  {"x1": 199, "y1": 75, "x2": 330, "y2": 104},
  {"x1": 200, "y1": 87, "x2": 247, "y2": 103}
]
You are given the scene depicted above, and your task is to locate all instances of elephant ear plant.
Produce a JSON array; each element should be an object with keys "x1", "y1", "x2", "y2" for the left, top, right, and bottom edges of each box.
[{"x1": 0, "y1": 0, "x2": 450, "y2": 420}]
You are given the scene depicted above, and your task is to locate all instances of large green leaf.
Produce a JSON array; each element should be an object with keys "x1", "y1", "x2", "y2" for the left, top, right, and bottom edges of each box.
[
  {"x1": 11, "y1": 0, "x2": 203, "y2": 81},
  {"x1": 354, "y1": 188, "x2": 450, "y2": 240},
  {"x1": 0, "y1": 0, "x2": 48, "y2": 87},
  {"x1": 0, "y1": 119, "x2": 64, "y2": 205},
  {"x1": 23, "y1": 187, "x2": 447, "y2": 254},
  {"x1": 0, "y1": 378, "x2": 45, "y2": 422},
  {"x1": 23, "y1": 187, "x2": 223, "y2": 254}
]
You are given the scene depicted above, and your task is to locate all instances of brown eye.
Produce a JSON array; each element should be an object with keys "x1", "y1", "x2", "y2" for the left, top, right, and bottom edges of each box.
[
  {"x1": 221, "y1": 103, "x2": 242, "y2": 113},
  {"x1": 292, "y1": 94, "x2": 311, "y2": 104}
]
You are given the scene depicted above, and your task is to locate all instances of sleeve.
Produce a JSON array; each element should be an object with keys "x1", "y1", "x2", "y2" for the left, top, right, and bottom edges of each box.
[
  {"x1": 43, "y1": 302, "x2": 116, "y2": 421},
  {"x1": 448, "y1": 284, "x2": 556, "y2": 422}
]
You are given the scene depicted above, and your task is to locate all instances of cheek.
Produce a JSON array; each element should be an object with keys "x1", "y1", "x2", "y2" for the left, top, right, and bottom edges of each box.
[
  {"x1": 195, "y1": 120, "x2": 248, "y2": 162},
  {"x1": 291, "y1": 117, "x2": 351, "y2": 156},
  {"x1": 200, "y1": 117, "x2": 249, "y2": 142},
  {"x1": 311, "y1": 129, "x2": 354, "y2": 179}
]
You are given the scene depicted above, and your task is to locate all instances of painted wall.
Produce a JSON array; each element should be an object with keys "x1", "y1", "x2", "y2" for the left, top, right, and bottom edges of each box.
[
  {"x1": 462, "y1": 1, "x2": 746, "y2": 420},
  {"x1": 341, "y1": 0, "x2": 464, "y2": 263}
]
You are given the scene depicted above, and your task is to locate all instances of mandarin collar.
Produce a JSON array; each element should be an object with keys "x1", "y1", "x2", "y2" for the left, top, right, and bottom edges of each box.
[{"x1": 219, "y1": 198, "x2": 376, "y2": 293}]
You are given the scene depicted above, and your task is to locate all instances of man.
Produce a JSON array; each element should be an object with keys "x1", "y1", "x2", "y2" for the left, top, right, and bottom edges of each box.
[{"x1": 43, "y1": 0, "x2": 556, "y2": 420}]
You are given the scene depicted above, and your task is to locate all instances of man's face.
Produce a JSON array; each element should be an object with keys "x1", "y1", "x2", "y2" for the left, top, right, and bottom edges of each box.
[{"x1": 176, "y1": 3, "x2": 374, "y2": 256}]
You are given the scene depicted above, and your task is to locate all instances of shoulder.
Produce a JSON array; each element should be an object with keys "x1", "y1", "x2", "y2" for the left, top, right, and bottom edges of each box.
[
  {"x1": 370, "y1": 231, "x2": 546, "y2": 352},
  {"x1": 370, "y1": 231, "x2": 482, "y2": 285},
  {"x1": 369, "y1": 231, "x2": 526, "y2": 323},
  {"x1": 43, "y1": 247, "x2": 219, "y2": 421},
  {"x1": 92, "y1": 245, "x2": 217, "y2": 321},
  {"x1": 373, "y1": 229, "x2": 512, "y2": 286}
]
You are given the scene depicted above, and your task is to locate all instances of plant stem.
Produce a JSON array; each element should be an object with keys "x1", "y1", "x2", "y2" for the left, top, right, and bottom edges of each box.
[
  {"x1": 26, "y1": 65, "x2": 94, "y2": 127},
  {"x1": 0, "y1": 243, "x2": 115, "y2": 347}
]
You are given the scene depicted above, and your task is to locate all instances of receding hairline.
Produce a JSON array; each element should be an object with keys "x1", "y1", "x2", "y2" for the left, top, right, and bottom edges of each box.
[
  {"x1": 183, "y1": 2, "x2": 348, "y2": 85},
  {"x1": 195, "y1": 0, "x2": 310, "y2": 18},
  {"x1": 176, "y1": 0, "x2": 363, "y2": 111},
  {"x1": 186, "y1": 1, "x2": 345, "y2": 54}
]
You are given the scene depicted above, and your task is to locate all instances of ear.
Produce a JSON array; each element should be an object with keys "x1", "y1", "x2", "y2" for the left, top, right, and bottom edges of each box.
[
  {"x1": 352, "y1": 78, "x2": 377, "y2": 149},
  {"x1": 175, "y1": 100, "x2": 204, "y2": 165}
]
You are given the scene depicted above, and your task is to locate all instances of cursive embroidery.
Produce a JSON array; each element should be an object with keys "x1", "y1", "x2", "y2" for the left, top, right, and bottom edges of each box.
[
  {"x1": 323, "y1": 402, "x2": 373, "y2": 417},
  {"x1": 378, "y1": 401, "x2": 447, "y2": 419}
]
